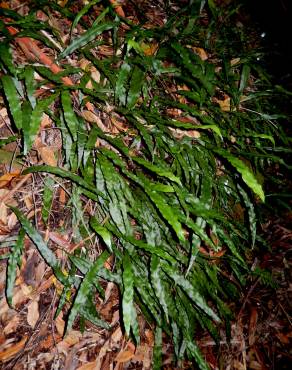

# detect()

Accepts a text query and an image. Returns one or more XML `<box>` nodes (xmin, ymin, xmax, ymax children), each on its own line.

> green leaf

<box><xmin>90</xmin><ymin>217</ymin><xmax>112</xmax><ymax>252</ymax></box>
<box><xmin>115</xmin><ymin>61</ymin><xmax>131</xmax><ymax>105</ymax></box>
<box><xmin>70</xmin><ymin>0</ymin><xmax>102</xmax><ymax>38</ymax></box>
<box><xmin>23</xmin><ymin>165</ymin><xmax>103</xmax><ymax>200</ymax></box>
<box><xmin>10</xmin><ymin>206</ymin><xmax>66</xmax><ymax>284</ymax></box>
<box><xmin>61</xmin><ymin>90</ymin><xmax>78</xmax><ymax>140</ymax></box>
<box><xmin>122</xmin><ymin>252</ymin><xmax>134</xmax><ymax>336</ymax></box>
<box><xmin>127</xmin><ymin>66</ymin><xmax>144</xmax><ymax>109</ymax></box>
<box><xmin>59</xmin><ymin>21</ymin><xmax>116</xmax><ymax>59</ymax></box>
<box><xmin>67</xmin><ymin>250</ymin><xmax>109</xmax><ymax>331</ymax></box>
<box><xmin>0</xmin><ymin>43</ymin><xmax>17</xmax><ymax>75</ymax></box>
<box><xmin>1</xmin><ymin>75</ymin><xmax>22</xmax><ymax>130</ymax></box>
<box><xmin>6</xmin><ymin>228</ymin><xmax>25</xmax><ymax>307</ymax></box>
<box><xmin>153</xmin><ymin>326</ymin><xmax>162</xmax><ymax>370</ymax></box>
<box><xmin>162</xmin><ymin>262</ymin><xmax>220</xmax><ymax>322</ymax></box>
<box><xmin>215</xmin><ymin>150</ymin><xmax>265</xmax><ymax>201</ymax></box>
<box><xmin>132</xmin><ymin>156</ymin><xmax>181</xmax><ymax>185</ymax></box>
<box><xmin>150</xmin><ymin>255</ymin><xmax>169</xmax><ymax>321</ymax></box>
<box><xmin>24</xmin><ymin>94</ymin><xmax>57</xmax><ymax>154</ymax></box>
<box><xmin>42</xmin><ymin>177</ymin><xmax>55</xmax><ymax>225</ymax></box>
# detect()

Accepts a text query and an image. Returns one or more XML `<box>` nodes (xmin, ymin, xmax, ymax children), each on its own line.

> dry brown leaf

<box><xmin>55</xmin><ymin>313</ymin><xmax>65</xmax><ymax>336</ymax></box>
<box><xmin>0</xmin><ymin>190</ymin><xmax>9</xmax><ymax>224</ymax></box>
<box><xmin>214</xmin><ymin>96</ymin><xmax>231</xmax><ymax>112</ymax></box>
<box><xmin>3</xmin><ymin>315</ymin><xmax>20</xmax><ymax>335</ymax></box>
<box><xmin>7</xmin><ymin>210</ymin><xmax>17</xmax><ymax>229</ymax></box>
<box><xmin>0</xmin><ymin>172</ymin><xmax>20</xmax><ymax>188</ymax></box>
<box><xmin>231</xmin><ymin>57</ymin><xmax>241</xmax><ymax>66</ymax></box>
<box><xmin>248</xmin><ymin>307</ymin><xmax>258</xmax><ymax>346</ymax></box>
<box><xmin>141</xmin><ymin>42</ymin><xmax>159</xmax><ymax>56</ymax></box>
<box><xmin>38</xmin><ymin>146</ymin><xmax>57</xmax><ymax>166</ymax></box>
<box><xmin>63</xmin><ymin>330</ymin><xmax>82</xmax><ymax>346</ymax></box>
<box><xmin>276</xmin><ymin>332</ymin><xmax>290</xmax><ymax>344</ymax></box>
<box><xmin>193</xmin><ymin>47</ymin><xmax>208</xmax><ymax>61</ymax></box>
<box><xmin>115</xmin><ymin>349</ymin><xmax>135</xmax><ymax>363</ymax></box>
<box><xmin>59</xmin><ymin>188</ymin><xmax>67</xmax><ymax>204</ymax></box>
<box><xmin>27</xmin><ymin>299</ymin><xmax>39</xmax><ymax>328</ymax></box>
<box><xmin>40</xmin><ymin>113</ymin><xmax>53</xmax><ymax>129</ymax></box>
<box><xmin>24</xmin><ymin>194</ymin><xmax>33</xmax><ymax>210</ymax></box>
<box><xmin>76</xmin><ymin>362</ymin><xmax>98</xmax><ymax>370</ymax></box>
<box><xmin>0</xmin><ymin>336</ymin><xmax>27</xmax><ymax>361</ymax></box>
<box><xmin>81</xmin><ymin>111</ymin><xmax>108</xmax><ymax>131</ymax></box>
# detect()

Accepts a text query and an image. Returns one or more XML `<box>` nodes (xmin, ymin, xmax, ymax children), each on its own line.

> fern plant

<box><xmin>0</xmin><ymin>0</ymin><xmax>290</xmax><ymax>368</ymax></box>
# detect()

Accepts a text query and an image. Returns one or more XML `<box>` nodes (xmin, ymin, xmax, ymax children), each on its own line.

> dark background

<box><xmin>246</xmin><ymin>0</ymin><xmax>292</xmax><ymax>88</ymax></box>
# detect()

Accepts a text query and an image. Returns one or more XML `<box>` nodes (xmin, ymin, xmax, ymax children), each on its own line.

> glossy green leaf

<box><xmin>61</xmin><ymin>90</ymin><xmax>78</xmax><ymax>140</ymax></box>
<box><xmin>215</xmin><ymin>150</ymin><xmax>265</xmax><ymax>201</ymax></box>
<box><xmin>1</xmin><ymin>75</ymin><xmax>22</xmax><ymax>130</ymax></box>
<box><xmin>70</xmin><ymin>0</ymin><xmax>102</xmax><ymax>38</ymax></box>
<box><xmin>90</xmin><ymin>217</ymin><xmax>112</xmax><ymax>252</ymax></box>
<box><xmin>122</xmin><ymin>252</ymin><xmax>134</xmax><ymax>336</ymax></box>
<box><xmin>59</xmin><ymin>22</ymin><xmax>116</xmax><ymax>59</ymax></box>
<box><xmin>42</xmin><ymin>177</ymin><xmax>55</xmax><ymax>225</ymax></box>
<box><xmin>67</xmin><ymin>251</ymin><xmax>109</xmax><ymax>331</ymax></box>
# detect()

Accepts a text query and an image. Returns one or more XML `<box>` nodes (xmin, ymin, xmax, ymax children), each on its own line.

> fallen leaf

<box><xmin>249</xmin><ymin>307</ymin><xmax>258</xmax><ymax>346</ymax></box>
<box><xmin>214</xmin><ymin>96</ymin><xmax>231</xmax><ymax>112</ymax></box>
<box><xmin>77</xmin><ymin>362</ymin><xmax>98</xmax><ymax>370</ymax></box>
<box><xmin>231</xmin><ymin>57</ymin><xmax>241</xmax><ymax>66</ymax></box>
<box><xmin>55</xmin><ymin>313</ymin><xmax>65</xmax><ymax>336</ymax></box>
<box><xmin>38</xmin><ymin>146</ymin><xmax>57</xmax><ymax>166</ymax></box>
<box><xmin>276</xmin><ymin>332</ymin><xmax>290</xmax><ymax>344</ymax></box>
<box><xmin>115</xmin><ymin>349</ymin><xmax>135</xmax><ymax>363</ymax></box>
<box><xmin>0</xmin><ymin>172</ymin><xmax>20</xmax><ymax>188</ymax></box>
<box><xmin>63</xmin><ymin>330</ymin><xmax>82</xmax><ymax>346</ymax></box>
<box><xmin>0</xmin><ymin>190</ymin><xmax>9</xmax><ymax>224</ymax></box>
<box><xmin>193</xmin><ymin>47</ymin><xmax>208</xmax><ymax>61</ymax></box>
<box><xmin>27</xmin><ymin>299</ymin><xmax>39</xmax><ymax>329</ymax></box>
<box><xmin>0</xmin><ymin>336</ymin><xmax>27</xmax><ymax>361</ymax></box>
<box><xmin>81</xmin><ymin>111</ymin><xmax>108</xmax><ymax>131</ymax></box>
<box><xmin>3</xmin><ymin>315</ymin><xmax>20</xmax><ymax>335</ymax></box>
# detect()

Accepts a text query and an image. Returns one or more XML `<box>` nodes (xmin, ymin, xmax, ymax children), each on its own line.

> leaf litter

<box><xmin>0</xmin><ymin>0</ymin><xmax>291</xmax><ymax>369</ymax></box>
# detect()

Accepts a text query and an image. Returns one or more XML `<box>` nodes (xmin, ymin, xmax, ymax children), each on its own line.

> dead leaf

<box><xmin>3</xmin><ymin>315</ymin><xmax>20</xmax><ymax>335</ymax></box>
<box><xmin>63</xmin><ymin>330</ymin><xmax>82</xmax><ymax>346</ymax></box>
<box><xmin>40</xmin><ymin>113</ymin><xmax>53</xmax><ymax>129</ymax></box>
<box><xmin>27</xmin><ymin>299</ymin><xmax>39</xmax><ymax>328</ymax></box>
<box><xmin>77</xmin><ymin>362</ymin><xmax>98</xmax><ymax>370</ymax></box>
<box><xmin>59</xmin><ymin>188</ymin><xmax>67</xmax><ymax>204</ymax></box>
<box><xmin>193</xmin><ymin>47</ymin><xmax>208</xmax><ymax>61</ymax></box>
<box><xmin>231</xmin><ymin>57</ymin><xmax>241</xmax><ymax>66</ymax></box>
<box><xmin>214</xmin><ymin>96</ymin><xmax>231</xmax><ymax>112</ymax></box>
<box><xmin>0</xmin><ymin>172</ymin><xmax>20</xmax><ymax>188</ymax></box>
<box><xmin>249</xmin><ymin>307</ymin><xmax>258</xmax><ymax>346</ymax></box>
<box><xmin>38</xmin><ymin>146</ymin><xmax>57</xmax><ymax>166</ymax></box>
<box><xmin>0</xmin><ymin>190</ymin><xmax>9</xmax><ymax>224</ymax></box>
<box><xmin>0</xmin><ymin>336</ymin><xmax>27</xmax><ymax>361</ymax></box>
<box><xmin>81</xmin><ymin>110</ymin><xmax>108</xmax><ymax>131</ymax></box>
<box><xmin>115</xmin><ymin>349</ymin><xmax>135</xmax><ymax>363</ymax></box>
<box><xmin>276</xmin><ymin>332</ymin><xmax>290</xmax><ymax>344</ymax></box>
<box><xmin>55</xmin><ymin>313</ymin><xmax>65</xmax><ymax>336</ymax></box>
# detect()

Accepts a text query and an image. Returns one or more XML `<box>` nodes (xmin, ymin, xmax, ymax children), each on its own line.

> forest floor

<box><xmin>0</xmin><ymin>0</ymin><xmax>291</xmax><ymax>369</ymax></box>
